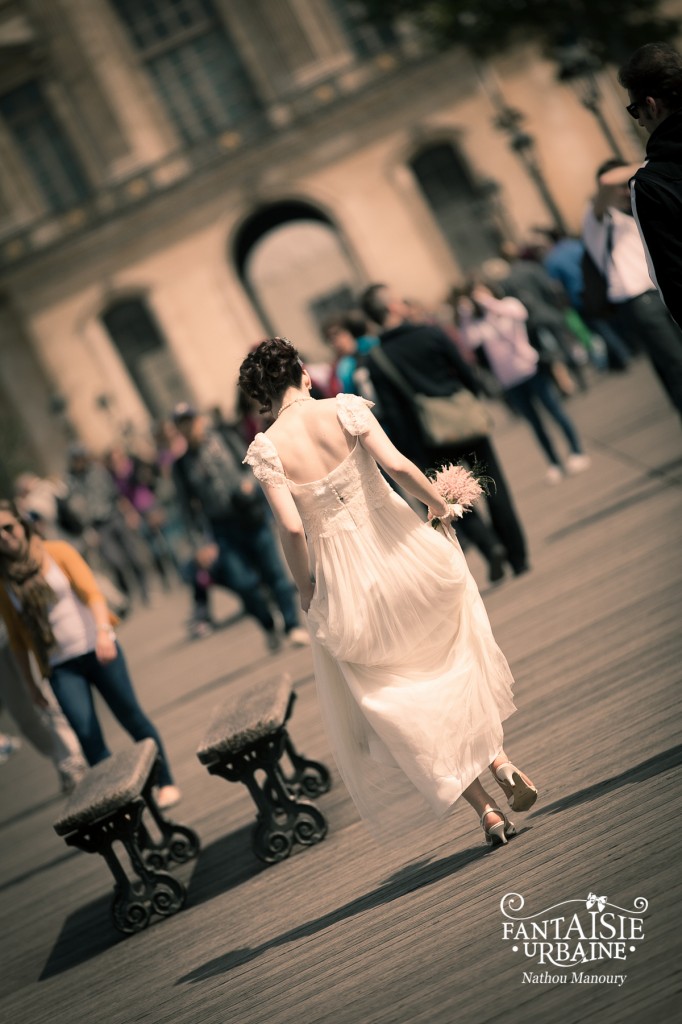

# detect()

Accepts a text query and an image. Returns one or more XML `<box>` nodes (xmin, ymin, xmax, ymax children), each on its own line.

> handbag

<box><xmin>369</xmin><ymin>347</ymin><xmax>492</xmax><ymax>447</ymax></box>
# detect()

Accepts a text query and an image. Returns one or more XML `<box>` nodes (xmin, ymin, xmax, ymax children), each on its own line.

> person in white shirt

<box><xmin>582</xmin><ymin>159</ymin><xmax>682</xmax><ymax>417</ymax></box>
<box><xmin>456</xmin><ymin>284</ymin><xmax>589</xmax><ymax>485</ymax></box>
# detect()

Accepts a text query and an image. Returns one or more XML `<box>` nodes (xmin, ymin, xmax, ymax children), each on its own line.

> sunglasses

<box><xmin>626</xmin><ymin>101</ymin><xmax>641</xmax><ymax>119</ymax></box>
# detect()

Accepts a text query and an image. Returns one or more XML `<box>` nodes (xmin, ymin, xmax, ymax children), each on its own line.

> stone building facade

<box><xmin>0</xmin><ymin>0</ymin><xmax>642</xmax><ymax>482</ymax></box>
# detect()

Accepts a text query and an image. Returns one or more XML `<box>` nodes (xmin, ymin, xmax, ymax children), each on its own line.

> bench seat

<box><xmin>54</xmin><ymin>738</ymin><xmax>158</xmax><ymax>836</ymax></box>
<box><xmin>197</xmin><ymin>676</ymin><xmax>331</xmax><ymax>863</ymax></box>
<box><xmin>197</xmin><ymin>676</ymin><xmax>292</xmax><ymax>764</ymax></box>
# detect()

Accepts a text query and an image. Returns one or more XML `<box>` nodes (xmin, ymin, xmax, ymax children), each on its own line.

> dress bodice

<box><xmin>244</xmin><ymin>394</ymin><xmax>393</xmax><ymax>539</ymax></box>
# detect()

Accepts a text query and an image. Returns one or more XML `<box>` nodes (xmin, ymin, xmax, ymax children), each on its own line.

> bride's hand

<box><xmin>427</xmin><ymin>501</ymin><xmax>448</xmax><ymax>521</ymax></box>
<box><xmin>300</xmin><ymin>578</ymin><xmax>315</xmax><ymax>614</ymax></box>
<box><xmin>428</xmin><ymin>503</ymin><xmax>463</xmax><ymax>525</ymax></box>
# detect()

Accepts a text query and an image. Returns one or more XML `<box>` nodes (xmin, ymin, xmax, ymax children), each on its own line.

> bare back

<box><xmin>264</xmin><ymin>398</ymin><xmax>356</xmax><ymax>485</ymax></box>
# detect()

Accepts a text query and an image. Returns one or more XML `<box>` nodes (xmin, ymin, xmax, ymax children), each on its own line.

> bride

<box><xmin>239</xmin><ymin>337</ymin><xmax>537</xmax><ymax>849</ymax></box>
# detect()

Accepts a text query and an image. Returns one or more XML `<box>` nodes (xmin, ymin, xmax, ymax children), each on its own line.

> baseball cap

<box><xmin>172</xmin><ymin>402</ymin><xmax>197</xmax><ymax>422</ymax></box>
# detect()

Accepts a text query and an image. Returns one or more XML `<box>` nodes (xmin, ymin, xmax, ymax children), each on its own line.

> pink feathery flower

<box><xmin>432</xmin><ymin>463</ymin><xmax>484</xmax><ymax>510</ymax></box>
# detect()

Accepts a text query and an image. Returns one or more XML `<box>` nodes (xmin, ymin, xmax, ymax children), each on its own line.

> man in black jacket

<box><xmin>618</xmin><ymin>42</ymin><xmax>682</xmax><ymax>328</ymax></box>
<box><xmin>361</xmin><ymin>284</ymin><xmax>529</xmax><ymax>581</ymax></box>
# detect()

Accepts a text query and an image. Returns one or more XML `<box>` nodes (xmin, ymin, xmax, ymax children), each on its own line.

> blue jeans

<box><xmin>586</xmin><ymin>317</ymin><xmax>632</xmax><ymax>369</ymax></box>
<box><xmin>506</xmin><ymin>371</ymin><xmax>583</xmax><ymax>467</ymax></box>
<box><xmin>50</xmin><ymin>645</ymin><xmax>173</xmax><ymax>786</ymax></box>
<box><xmin>212</xmin><ymin>520</ymin><xmax>299</xmax><ymax>633</ymax></box>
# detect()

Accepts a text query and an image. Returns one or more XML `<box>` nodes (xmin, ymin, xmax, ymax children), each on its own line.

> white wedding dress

<box><xmin>245</xmin><ymin>394</ymin><xmax>516</xmax><ymax>844</ymax></box>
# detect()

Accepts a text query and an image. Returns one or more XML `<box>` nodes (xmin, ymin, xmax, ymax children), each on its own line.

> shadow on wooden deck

<box><xmin>39</xmin><ymin>823</ymin><xmax>262</xmax><ymax>981</ymax></box>
<box><xmin>529</xmin><ymin>744</ymin><xmax>682</xmax><ymax>818</ymax></box>
<box><xmin>173</xmin><ymin>836</ymin><xmax>534</xmax><ymax>985</ymax></box>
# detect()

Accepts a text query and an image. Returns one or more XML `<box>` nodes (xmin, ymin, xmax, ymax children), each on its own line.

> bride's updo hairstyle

<box><xmin>238</xmin><ymin>336</ymin><xmax>304</xmax><ymax>413</ymax></box>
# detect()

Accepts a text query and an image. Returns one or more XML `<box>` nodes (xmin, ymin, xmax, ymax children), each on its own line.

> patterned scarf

<box><xmin>1</xmin><ymin>533</ymin><xmax>57</xmax><ymax>667</ymax></box>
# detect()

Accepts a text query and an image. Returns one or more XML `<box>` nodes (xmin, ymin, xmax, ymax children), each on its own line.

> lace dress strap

<box><xmin>336</xmin><ymin>393</ymin><xmax>375</xmax><ymax>436</ymax></box>
<box><xmin>243</xmin><ymin>433</ymin><xmax>288</xmax><ymax>487</ymax></box>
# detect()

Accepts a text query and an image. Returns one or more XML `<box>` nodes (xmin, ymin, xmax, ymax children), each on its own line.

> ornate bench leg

<box><xmin>137</xmin><ymin>775</ymin><xmax>201</xmax><ymax>871</ymax></box>
<box><xmin>207</xmin><ymin>730</ymin><xmax>327</xmax><ymax>864</ymax></box>
<box><xmin>281</xmin><ymin>732</ymin><xmax>332</xmax><ymax>799</ymax></box>
<box><xmin>281</xmin><ymin>691</ymin><xmax>332</xmax><ymax>798</ymax></box>
<box><xmin>64</xmin><ymin>800</ymin><xmax>187</xmax><ymax>935</ymax></box>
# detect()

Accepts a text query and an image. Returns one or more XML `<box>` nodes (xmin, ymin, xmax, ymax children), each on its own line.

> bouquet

<box><xmin>428</xmin><ymin>462</ymin><xmax>490</xmax><ymax>528</ymax></box>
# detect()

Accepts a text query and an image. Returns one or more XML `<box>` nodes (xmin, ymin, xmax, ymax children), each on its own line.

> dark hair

<box><xmin>618</xmin><ymin>42</ymin><xmax>682</xmax><ymax>111</ymax></box>
<box><xmin>0</xmin><ymin>499</ymin><xmax>33</xmax><ymax>569</ymax></box>
<box><xmin>238</xmin><ymin>337</ymin><xmax>303</xmax><ymax>413</ymax></box>
<box><xmin>0</xmin><ymin>498</ymin><xmax>58</xmax><ymax>662</ymax></box>
<box><xmin>0</xmin><ymin>499</ymin><xmax>31</xmax><ymax>535</ymax></box>
<box><xmin>321</xmin><ymin>308</ymin><xmax>370</xmax><ymax>340</ymax></box>
<box><xmin>360</xmin><ymin>284</ymin><xmax>389</xmax><ymax>327</ymax></box>
<box><xmin>596</xmin><ymin>157</ymin><xmax>627</xmax><ymax>182</ymax></box>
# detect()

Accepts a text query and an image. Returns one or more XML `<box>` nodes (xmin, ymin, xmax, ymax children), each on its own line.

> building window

<box><xmin>111</xmin><ymin>0</ymin><xmax>261</xmax><ymax>144</ymax></box>
<box><xmin>102</xmin><ymin>298</ymin><xmax>188</xmax><ymax>418</ymax></box>
<box><xmin>330</xmin><ymin>1</ymin><xmax>396</xmax><ymax>59</ymax></box>
<box><xmin>410</xmin><ymin>143</ymin><xmax>502</xmax><ymax>272</ymax></box>
<box><xmin>0</xmin><ymin>82</ymin><xmax>90</xmax><ymax>213</ymax></box>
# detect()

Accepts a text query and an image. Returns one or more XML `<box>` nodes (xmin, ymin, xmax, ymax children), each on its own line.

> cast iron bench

<box><xmin>54</xmin><ymin>738</ymin><xmax>200</xmax><ymax>935</ymax></box>
<box><xmin>197</xmin><ymin>675</ymin><xmax>331</xmax><ymax>864</ymax></box>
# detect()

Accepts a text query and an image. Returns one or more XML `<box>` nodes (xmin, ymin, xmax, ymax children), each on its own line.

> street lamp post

<box><xmin>475</xmin><ymin>60</ymin><xmax>568</xmax><ymax>236</ymax></box>
<box><xmin>492</xmin><ymin>105</ymin><xmax>569</xmax><ymax>236</ymax></box>
<box><xmin>555</xmin><ymin>42</ymin><xmax>626</xmax><ymax>160</ymax></box>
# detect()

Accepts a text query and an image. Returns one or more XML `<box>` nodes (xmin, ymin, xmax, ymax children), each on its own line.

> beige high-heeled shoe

<box><xmin>481</xmin><ymin>807</ymin><xmax>517</xmax><ymax>847</ymax></box>
<box><xmin>490</xmin><ymin>762</ymin><xmax>538</xmax><ymax>812</ymax></box>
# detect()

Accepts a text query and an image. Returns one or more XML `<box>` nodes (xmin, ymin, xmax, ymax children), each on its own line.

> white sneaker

<box><xmin>286</xmin><ymin>626</ymin><xmax>311</xmax><ymax>647</ymax></box>
<box><xmin>566</xmin><ymin>453</ymin><xmax>591</xmax><ymax>475</ymax></box>
<box><xmin>545</xmin><ymin>465</ymin><xmax>563</xmax><ymax>486</ymax></box>
<box><xmin>156</xmin><ymin>785</ymin><xmax>182</xmax><ymax>810</ymax></box>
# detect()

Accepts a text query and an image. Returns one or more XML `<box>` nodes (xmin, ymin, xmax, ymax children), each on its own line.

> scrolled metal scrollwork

<box><xmin>150</xmin><ymin>874</ymin><xmax>186</xmax><ymax>917</ymax></box>
<box><xmin>292</xmin><ymin>805</ymin><xmax>327</xmax><ymax>846</ymax></box>
<box><xmin>168</xmin><ymin>826</ymin><xmax>201</xmax><ymax>864</ymax></box>
<box><xmin>112</xmin><ymin>889</ymin><xmax>151</xmax><ymax>935</ymax></box>
<box><xmin>282</xmin><ymin>737</ymin><xmax>332</xmax><ymax>798</ymax></box>
<box><xmin>253</xmin><ymin>819</ymin><xmax>293</xmax><ymax>863</ymax></box>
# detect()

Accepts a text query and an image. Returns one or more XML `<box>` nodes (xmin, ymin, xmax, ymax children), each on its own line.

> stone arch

<box><xmin>231</xmin><ymin>197</ymin><xmax>364</xmax><ymax>358</ymax></box>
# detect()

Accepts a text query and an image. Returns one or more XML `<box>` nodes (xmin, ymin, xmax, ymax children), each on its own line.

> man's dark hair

<box><xmin>322</xmin><ymin>308</ymin><xmax>370</xmax><ymax>340</ymax></box>
<box><xmin>596</xmin><ymin>157</ymin><xmax>626</xmax><ymax>182</ymax></box>
<box><xmin>360</xmin><ymin>284</ymin><xmax>389</xmax><ymax>327</ymax></box>
<box><xmin>618</xmin><ymin>42</ymin><xmax>682</xmax><ymax>111</ymax></box>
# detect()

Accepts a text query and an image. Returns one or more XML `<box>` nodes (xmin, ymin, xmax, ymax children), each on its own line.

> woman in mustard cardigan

<box><xmin>0</xmin><ymin>500</ymin><xmax>180</xmax><ymax>809</ymax></box>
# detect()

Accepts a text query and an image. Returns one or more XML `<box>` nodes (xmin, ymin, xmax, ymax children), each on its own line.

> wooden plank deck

<box><xmin>1</xmin><ymin>359</ymin><xmax>681</xmax><ymax>1024</ymax></box>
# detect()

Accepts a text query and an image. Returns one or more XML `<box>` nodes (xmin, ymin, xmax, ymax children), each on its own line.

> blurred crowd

<box><xmin>3</xmin><ymin>218</ymin><xmax>670</xmax><ymax>639</ymax></box>
<box><xmin>3</xmin><ymin>143</ymin><xmax>681</xmax><ymax>796</ymax></box>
